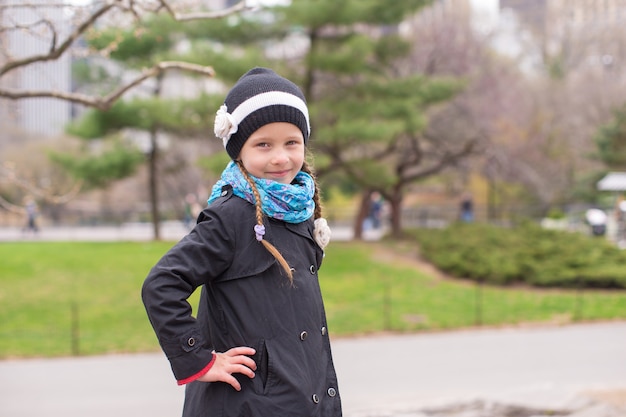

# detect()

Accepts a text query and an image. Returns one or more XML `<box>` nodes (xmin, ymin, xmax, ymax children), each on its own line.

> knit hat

<box><xmin>214</xmin><ymin>67</ymin><xmax>311</xmax><ymax>159</ymax></box>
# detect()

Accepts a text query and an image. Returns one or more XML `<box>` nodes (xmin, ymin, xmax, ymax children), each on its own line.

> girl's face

<box><xmin>238</xmin><ymin>122</ymin><xmax>305</xmax><ymax>184</ymax></box>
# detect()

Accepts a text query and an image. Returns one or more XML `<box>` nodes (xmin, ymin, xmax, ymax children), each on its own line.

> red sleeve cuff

<box><xmin>177</xmin><ymin>353</ymin><xmax>216</xmax><ymax>386</ymax></box>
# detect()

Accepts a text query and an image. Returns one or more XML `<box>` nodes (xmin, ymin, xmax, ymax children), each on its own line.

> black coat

<box><xmin>142</xmin><ymin>186</ymin><xmax>342</xmax><ymax>417</ymax></box>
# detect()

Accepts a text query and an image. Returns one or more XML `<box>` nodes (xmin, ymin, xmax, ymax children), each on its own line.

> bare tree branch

<box><xmin>0</xmin><ymin>0</ymin><xmax>247</xmax><ymax>107</ymax></box>
<box><xmin>401</xmin><ymin>139</ymin><xmax>479</xmax><ymax>184</ymax></box>
<box><xmin>0</xmin><ymin>162</ymin><xmax>83</xmax><ymax>206</ymax></box>
<box><xmin>0</xmin><ymin>194</ymin><xmax>25</xmax><ymax>215</ymax></box>
<box><xmin>159</xmin><ymin>0</ymin><xmax>253</xmax><ymax>22</ymax></box>
<box><xmin>0</xmin><ymin>61</ymin><xmax>214</xmax><ymax>110</ymax></box>
<box><xmin>0</xmin><ymin>2</ymin><xmax>116</xmax><ymax>77</ymax></box>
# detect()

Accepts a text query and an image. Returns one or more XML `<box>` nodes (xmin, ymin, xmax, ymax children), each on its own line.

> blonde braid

<box><xmin>235</xmin><ymin>161</ymin><xmax>294</xmax><ymax>283</ymax></box>
<box><xmin>302</xmin><ymin>155</ymin><xmax>332</xmax><ymax>250</ymax></box>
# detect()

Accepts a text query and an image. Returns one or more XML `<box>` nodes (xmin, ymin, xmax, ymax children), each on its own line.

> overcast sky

<box><xmin>470</xmin><ymin>0</ymin><xmax>499</xmax><ymax>13</ymax></box>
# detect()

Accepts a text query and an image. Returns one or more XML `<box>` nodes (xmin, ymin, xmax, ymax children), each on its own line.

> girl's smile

<box><xmin>238</xmin><ymin>122</ymin><xmax>305</xmax><ymax>184</ymax></box>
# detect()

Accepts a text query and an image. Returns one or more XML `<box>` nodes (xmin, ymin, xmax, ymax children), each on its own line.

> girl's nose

<box><xmin>271</xmin><ymin>149</ymin><xmax>289</xmax><ymax>164</ymax></box>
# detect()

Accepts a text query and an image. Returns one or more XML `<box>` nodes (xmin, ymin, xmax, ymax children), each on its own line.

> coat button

<box><xmin>321</xmin><ymin>326</ymin><xmax>327</xmax><ymax>336</ymax></box>
<box><xmin>309</xmin><ymin>265</ymin><xmax>316</xmax><ymax>274</ymax></box>
<box><xmin>312</xmin><ymin>394</ymin><xmax>320</xmax><ymax>404</ymax></box>
<box><xmin>220</xmin><ymin>190</ymin><xmax>227</xmax><ymax>197</ymax></box>
<box><xmin>300</xmin><ymin>331</ymin><xmax>308</xmax><ymax>341</ymax></box>
<box><xmin>187</xmin><ymin>337</ymin><xmax>195</xmax><ymax>347</ymax></box>
<box><xmin>327</xmin><ymin>387</ymin><xmax>337</xmax><ymax>397</ymax></box>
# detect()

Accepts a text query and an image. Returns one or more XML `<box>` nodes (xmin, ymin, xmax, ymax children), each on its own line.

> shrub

<box><xmin>409</xmin><ymin>222</ymin><xmax>626</xmax><ymax>289</ymax></box>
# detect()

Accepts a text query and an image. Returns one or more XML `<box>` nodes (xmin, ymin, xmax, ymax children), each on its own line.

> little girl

<box><xmin>142</xmin><ymin>67</ymin><xmax>342</xmax><ymax>417</ymax></box>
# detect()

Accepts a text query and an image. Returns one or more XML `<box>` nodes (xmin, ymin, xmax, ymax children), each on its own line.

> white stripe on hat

<box><xmin>231</xmin><ymin>91</ymin><xmax>310</xmax><ymax>134</ymax></box>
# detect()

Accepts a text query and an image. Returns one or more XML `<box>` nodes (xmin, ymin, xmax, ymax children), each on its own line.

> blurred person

<box><xmin>368</xmin><ymin>191</ymin><xmax>384</xmax><ymax>229</ymax></box>
<box><xmin>459</xmin><ymin>192</ymin><xmax>474</xmax><ymax>223</ymax></box>
<box><xmin>183</xmin><ymin>193</ymin><xmax>202</xmax><ymax>229</ymax></box>
<box><xmin>22</xmin><ymin>198</ymin><xmax>39</xmax><ymax>234</ymax></box>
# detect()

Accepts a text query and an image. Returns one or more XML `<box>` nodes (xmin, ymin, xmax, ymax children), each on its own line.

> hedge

<box><xmin>408</xmin><ymin>222</ymin><xmax>626</xmax><ymax>289</ymax></box>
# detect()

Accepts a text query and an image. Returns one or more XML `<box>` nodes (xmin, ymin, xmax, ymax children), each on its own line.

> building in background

<box><xmin>0</xmin><ymin>0</ymin><xmax>72</xmax><ymax>137</ymax></box>
<box><xmin>500</xmin><ymin>0</ymin><xmax>626</xmax><ymax>76</ymax></box>
<box><xmin>502</xmin><ymin>0</ymin><xmax>626</xmax><ymax>29</ymax></box>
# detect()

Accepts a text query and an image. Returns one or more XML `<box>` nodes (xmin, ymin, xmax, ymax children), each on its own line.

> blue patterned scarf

<box><xmin>208</xmin><ymin>161</ymin><xmax>315</xmax><ymax>224</ymax></box>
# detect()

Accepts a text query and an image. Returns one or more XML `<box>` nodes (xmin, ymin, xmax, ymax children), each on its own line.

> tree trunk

<box><xmin>149</xmin><ymin>130</ymin><xmax>161</xmax><ymax>241</ymax></box>
<box><xmin>389</xmin><ymin>190</ymin><xmax>403</xmax><ymax>238</ymax></box>
<box><xmin>487</xmin><ymin>177</ymin><xmax>496</xmax><ymax>222</ymax></box>
<box><xmin>353</xmin><ymin>190</ymin><xmax>373</xmax><ymax>240</ymax></box>
<box><xmin>149</xmin><ymin>74</ymin><xmax>163</xmax><ymax>241</ymax></box>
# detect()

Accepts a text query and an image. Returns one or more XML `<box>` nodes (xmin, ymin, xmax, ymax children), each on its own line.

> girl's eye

<box><xmin>256</xmin><ymin>142</ymin><xmax>270</xmax><ymax>148</ymax></box>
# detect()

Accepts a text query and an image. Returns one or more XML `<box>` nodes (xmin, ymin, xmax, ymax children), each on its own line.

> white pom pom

<box><xmin>214</xmin><ymin>105</ymin><xmax>238</xmax><ymax>144</ymax></box>
<box><xmin>314</xmin><ymin>218</ymin><xmax>331</xmax><ymax>249</ymax></box>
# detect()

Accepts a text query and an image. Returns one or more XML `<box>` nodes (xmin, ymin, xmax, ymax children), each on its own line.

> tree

<box><xmin>0</xmin><ymin>135</ymin><xmax>81</xmax><ymax>223</ymax></box>
<box><xmin>595</xmin><ymin>104</ymin><xmax>626</xmax><ymax>170</ymax></box>
<box><xmin>483</xmin><ymin>5</ymin><xmax>626</xmax><ymax>215</ymax></box>
<box><xmin>271</xmin><ymin>0</ymin><xmax>476</xmax><ymax>237</ymax></box>
<box><xmin>400</xmin><ymin>3</ymin><xmax>626</xmax><ymax>220</ymax></box>
<box><xmin>66</xmin><ymin>12</ymin><xmax>229</xmax><ymax>239</ymax></box>
<box><xmin>0</xmin><ymin>0</ymin><xmax>250</xmax><ymax>235</ymax></box>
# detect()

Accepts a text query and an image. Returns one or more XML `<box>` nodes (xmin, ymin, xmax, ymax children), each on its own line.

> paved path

<box><xmin>0</xmin><ymin>222</ymin><xmax>384</xmax><ymax>242</ymax></box>
<box><xmin>1</xmin><ymin>322</ymin><xmax>625</xmax><ymax>417</ymax></box>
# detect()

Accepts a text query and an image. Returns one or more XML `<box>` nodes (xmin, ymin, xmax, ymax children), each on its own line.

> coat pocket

<box><xmin>251</xmin><ymin>338</ymin><xmax>269</xmax><ymax>394</ymax></box>
<box><xmin>252</xmin><ymin>338</ymin><xmax>283</xmax><ymax>396</ymax></box>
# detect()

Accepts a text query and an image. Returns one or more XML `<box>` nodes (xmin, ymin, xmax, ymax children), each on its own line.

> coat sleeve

<box><xmin>141</xmin><ymin>204</ymin><xmax>234</xmax><ymax>383</ymax></box>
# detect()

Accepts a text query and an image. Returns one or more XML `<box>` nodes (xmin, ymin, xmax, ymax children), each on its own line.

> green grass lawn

<box><xmin>1</xmin><ymin>240</ymin><xmax>624</xmax><ymax>359</ymax></box>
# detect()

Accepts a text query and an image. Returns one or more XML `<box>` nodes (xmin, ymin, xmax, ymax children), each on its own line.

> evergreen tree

<box><xmin>66</xmin><ymin>15</ymin><xmax>224</xmax><ymax>239</ymax></box>
<box><xmin>595</xmin><ymin>104</ymin><xmax>626</xmax><ymax>170</ymax></box>
<box><xmin>271</xmin><ymin>0</ymin><xmax>471</xmax><ymax>236</ymax></box>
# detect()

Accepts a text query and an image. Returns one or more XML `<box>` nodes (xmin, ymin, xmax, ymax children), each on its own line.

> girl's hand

<box><xmin>197</xmin><ymin>347</ymin><xmax>257</xmax><ymax>391</ymax></box>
